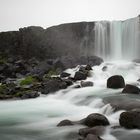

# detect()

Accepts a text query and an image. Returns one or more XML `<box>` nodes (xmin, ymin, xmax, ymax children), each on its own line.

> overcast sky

<box><xmin>0</xmin><ymin>0</ymin><xmax>140</xmax><ymax>31</ymax></box>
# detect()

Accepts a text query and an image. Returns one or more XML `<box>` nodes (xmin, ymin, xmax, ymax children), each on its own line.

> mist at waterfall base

<box><xmin>1</xmin><ymin>17</ymin><xmax>140</xmax><ymax>140</ymax></box>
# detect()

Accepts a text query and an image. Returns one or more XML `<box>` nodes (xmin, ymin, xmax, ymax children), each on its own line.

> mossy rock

<box><xmin>44</xmin><ymin>68</ymin><xmax>60</xmax><ymax>79</ymax></box>
<box><xmin>20</xmin><ymin>76</ymin><xmax>38</xmax><ymax>86</ymax></box>
<box><xmin>0</xmin><ymin>84</ymin><xmax>8</xmax><ymax>94</ymax></box>
<box><xmin>15</xmin><ymin>90</ymin><xmax>39</xmax><ymax>99</ymax></box>
<box><xmin>15</xmin><ymin>90</ymin><xmax>32</xmax><ymax>97</ymax></box>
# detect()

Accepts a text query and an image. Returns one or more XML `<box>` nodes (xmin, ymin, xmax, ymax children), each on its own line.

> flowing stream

<box><xmin>1</xmin><ymin>61</ymin><xmax>140</xmax><ymax>140</ymax></box>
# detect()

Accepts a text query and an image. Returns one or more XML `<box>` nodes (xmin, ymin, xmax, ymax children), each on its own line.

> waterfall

<box><xmin>94</xmin><ymin>16</ymin><xmax>140</xmax><ymax>60</ymax></box>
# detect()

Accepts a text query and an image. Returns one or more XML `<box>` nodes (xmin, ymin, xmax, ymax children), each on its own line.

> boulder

<box><xmin>81</xmin><ymin>81</ymin><xmax>94</xmax><ymax>87</ymax></box>
<box><xmin>40</xmin><ymin>77</ymin><xmax>67</xmax><ymax>94</ymax></box>
<box><xmin>85</xmin><ymin>134</ymin><xmax>103</xmax><ymax>140</ymax></box>
<box><xmin>122</xmin><ymin>84</ymin><xmax>140</xmax><ymax>94</ymax></box>
<box><xmin>84</xmin><ymin>113</ymin><xmax>110</xmax><ymax>127</ymax></box>
<box><xmin>79</xmin><ymin>126</ymin><xmax>105</xmax><ymax>137</ymax></box>
<box><xmin>63</xmin><ymin>79</ymin><xmax>73</xmax><ymax>86</ymax></box>
<box><xmin>102</xmin><ymin>66</ymin><xmax>107</xmax><ymax>71</ymax></box>
<box><xmin>107</xmin><ymin>75</ymin><xmax>125</xmax><ymax>89</ymax></box>
<box><xmin>119</xmin><ymin>110</ymin><xmax>140</xmax><ymax>129</ymax></box>
<box><xmin>85</xmin><ymin>64</ymin><xmax>92</xmax><ymax>71</ymax></box>
<box><xmin>74</xmin><ymin>71</ymin><xmax>87</xmax><ymax>80</ymax></box>
<box><xmin>57</xmin><ymin>119</ymin><xmax>74</xmax><ymax>126</ymax></box>
<box><xmin>20</xmin><ymin>91</ymin><xmax>40</xmax><ymax>99</ymax></box>
<box><xmin>31</xmin><ymin>60</ymin><xmax>52</xmax><ymax>76</ymax></box>
<box><xmin>74</xmin><ymin>85</ymin><xmax>81</xmax><ymax>88</ymax></box>
<box><xmin>60</xmin><ymin>72</ymin><xmax>71</xmax><ymax>78</ymax></box>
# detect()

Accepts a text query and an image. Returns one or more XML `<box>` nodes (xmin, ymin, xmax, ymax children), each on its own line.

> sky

<box><xmin>0</xmin><ymin>0</ymin><xmax>140</xmax><ymax>31</ymax></box>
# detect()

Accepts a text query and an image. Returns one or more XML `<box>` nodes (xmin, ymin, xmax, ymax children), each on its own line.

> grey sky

<box><xmin>0</xmin><ymin>0</ymin><xmax>140</xmax><ymax>31</ymax></box>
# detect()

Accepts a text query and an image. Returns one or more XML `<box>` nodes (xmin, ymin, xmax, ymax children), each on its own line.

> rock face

<box><xmin>84</xmin><ymin>113</ymin><xmax>110</xmax><ymax>127</ymax></box>
<box><xmin>122</xmin><ymin>84</ymin><xmax>140</xmax><ymax>94</ymax></box>
<box><xmin>74</xmin><ymin>71</ymin><xmax>87</xmax><ymax>80</ymax></box>
<box><xmin>0</xmin><ymin>23</ymin><xmax>104</xmax><ymax>69</ymax></box>
<box><xmin>0</xmin><ymin>23</ymin><xmax>97</xmax><ymax>60</ymax></box>
<box><xmin>119</xmin><ymin>110</ymin><xmax>140</xmax><ymax>129</ymax></box>
<box><xmin>107</xmin><ymin>75</ymin><xmax>125</xmax><ymax>89</ymax></box>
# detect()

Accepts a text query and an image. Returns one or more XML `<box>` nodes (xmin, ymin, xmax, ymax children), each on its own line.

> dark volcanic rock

<box><xmin>74</xmin><ymin>85</ymin><xmax>81</xmax><ymax>88</ymax></box>
<box><xmin>122</xmin><ymin>84</ymin><xmax>140</xmax><ymax>94</ymax></box>
<box><xmin>74</xmin><ymin>71</ymin><xmax>87</xmax><ymax>80</ymax></box>
<box><xmin>40</xmin><ymin>77</ymin><xmax>67</xmax><ymax>94</ymax></box>
<box><xmin>20</xmin><ymin>91</ymin><xmax>39</xmax><ymax>99</ymax></box>
<box><xmin>85</xmin><ymin>64</ymin><xmax>92</xmax><ymax>71</ymax></box>
<box><xmin>102</xmin><ymin>66</ymin><xmax>107</xmax><ymax>71</ymax></box>
<box><xmin>0</xmin><ymin>23</ymin><xmax>104</xmax><ymax>67</ymax></box>
<box><xmin>63</xmin><ymin>79</ymin><xmax>73</xmax><ymax>86</ymax></box>
<box><xmin>84</xmin><ymin>113</ymin><xmax>110</xmax><ymax>127</ymax></box>
<box><xmin>57</xmin><ymin>119</ymin><xmax>74</xmax><ymax>126</ymax></box>
<box><xmin>60</xmin><ymin>72</ymin><xmax>71</xmax><ymax>78</ymax></box>
<box><xmin>81</xmin><ymin>81</ymin><xmax>94</xmax><ymax>87</ymax></box>
<box><xmin>119</xmin><ymin>110</ymin><xmax>140</xmax><ymax>129</ymax></box>
<box><xmin>107</xmin><ymin>75</ymin><xmax>125</xmax><ymax>89</ymax></box>
<box><xmin>31</xmin><ymin>60</ymin><xmax>52</xmax><ymax>76</ymax></box>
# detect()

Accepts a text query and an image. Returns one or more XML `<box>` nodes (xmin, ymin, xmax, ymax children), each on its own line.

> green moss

<box><xmin>15</xmin><ymin>90</ymin><xmax>31</xmax><ymax>97</ymax></box>
<box><xmin>44</xmin><ymin>68</ymin><xmax>60</xmax><ymax>79</ymax></box>
<box><xmin>0</xmin><ymin>58</ymin><xmax>7</xmax><ymax>64</ymax></box>
<box><xmin>0</xmin><ymin>84</ymin><xmax>7</xmax><ymax>94</ymax></box>
<box><xmin>20</xmin><ymin>76</ymin><xmax>37</xmax><ymax>86</ymax></box>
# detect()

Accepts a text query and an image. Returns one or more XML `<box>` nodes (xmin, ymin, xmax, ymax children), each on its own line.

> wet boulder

<box><xmin>60</xmin><ymin>72</ymin><xmax>71</xmax><ymax>78</ymax></box>
<box><xmin>40</xmin><ymin>77</ymin><xmax>67</xmax><ymax>94</ymax></box>
<box><xmin>74</xmin><ymin>71</ymin><xmax>87</xmax><ymax>80</ymax></box>
<box><xmin>102</xmin><ymin>66</ymin><xmax>107</xmax><ymax>71</ymax></box>
<box><xmin>20</xmin><ymin>91</ymin><xmax>40</xmax><ymax>99</ymax></box>
<box><xmin>31</xmin><ymin>60</ymin><xmax>52</xmax><ymax>77</ymax></box>
<box><xmin>84</xmin><ymin>113</ymin><xmax>110</xmax><ymax>127</ymax></box>
<box><xmin>81</xmin><ymin>81</ymin><xmax>94</xmax><ymax>87</ymax></box>
<box><xmin>74</xmin><ymin>85</ymin><xmax>81</xmax><ymax>88</ymax></box>
<box><xmin>57</xmin><ymin>119</ymin><xmax>74</xmax><ymax>126</ymax></box>
<box><xmin>119</xmin><ymin>110</ymin><xmax>140</xmax><ymax>129</ymax></box>
<box><xmin>63</xmin><ymin>79</ymin><xmax>73</xmax><ymax>86</ymax></box>
<box><xmin>107</xmin><ymin>75</ymin><xmax>125</xmax><ymax>89</ymax></box>
<box><xmin>85</xmin><ymin>64</ymin><xmax>92</xmax><ymax>71</ymax></box>
<box><xmin>122</xmin><ymin>84</ymin><xmax>140</xmax><ymax>94</ymax></box>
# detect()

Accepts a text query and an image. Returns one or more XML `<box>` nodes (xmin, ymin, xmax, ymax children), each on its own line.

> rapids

<box><xmin>1</xmin><ymin>61</ymin><xmax>140</xmax><ymax>140</ymax></box>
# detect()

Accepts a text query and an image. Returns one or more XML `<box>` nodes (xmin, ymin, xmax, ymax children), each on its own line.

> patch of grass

<box><xmin>44</xmin><ymin>68</ymin><xmax>60</xmax><ymax>79</ymax></box>
<box><xmin>20</xmin><ymin>76</ymin><xmax>37</xmax><ymax>86</ymax></box>
<box><xmin>0</xmin><ymin>84</ymin><xmax>7</xmax><ymax>94</ymax></box>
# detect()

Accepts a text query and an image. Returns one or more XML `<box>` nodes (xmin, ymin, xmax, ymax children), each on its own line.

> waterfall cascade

<box><xmin>94</xmin><ymin>16</ymin><xmax>140</xmax><ymax>60</ymax></box>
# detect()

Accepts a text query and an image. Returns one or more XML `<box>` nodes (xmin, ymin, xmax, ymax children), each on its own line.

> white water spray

<box><xmin>94</xmin><ymin>17</ymin><xmax>140</xmax><ymax>60</ymax></box>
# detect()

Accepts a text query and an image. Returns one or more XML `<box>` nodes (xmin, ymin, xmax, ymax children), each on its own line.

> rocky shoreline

<box><xmin>0</xmin><ymin>55</ymin><xmax>103</xmax><ymax>100</ymax></box>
